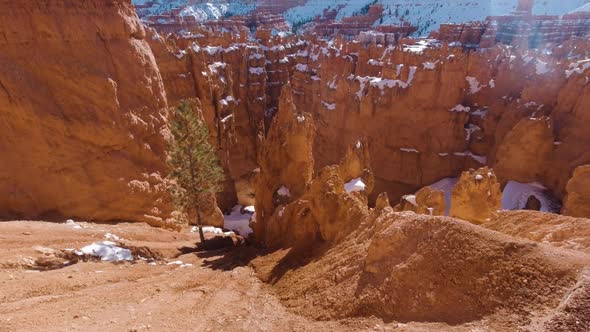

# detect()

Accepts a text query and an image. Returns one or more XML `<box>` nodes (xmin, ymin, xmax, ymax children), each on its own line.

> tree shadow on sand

<box><xmin>178</xmin><ymin>238</ymin><xmax>330</xmax><ymax>279</ymax></box>
<box><xmin>177</xmin><ymin>242</ymin><xmax>260</xmax><ymax>271</ymax></box>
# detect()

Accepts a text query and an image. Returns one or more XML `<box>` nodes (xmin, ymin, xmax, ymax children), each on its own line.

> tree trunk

<box><xmin>196</xmin><ymin>205</ymin><xmax>206</xmax><ymax>246</ymax></box>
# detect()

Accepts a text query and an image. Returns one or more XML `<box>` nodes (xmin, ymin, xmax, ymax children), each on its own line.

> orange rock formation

<box><xmin>393</xmin><ymin>187</ymin><xmax>446</xmax><ymax>216</ymax></box>
<box><xmin>450</xmin><ymin>167</ymin><xmax>502</xmax><ymax>223</ymax></box>
<box><xmin>562</xmin><ymin>165</ymin><xmax>590</xmax><ymax>218</ymax></box>
<box><xmin>0</xmin><ymin>0</ymin><xmax>174</xmax><ymax>226</ymax></box>
<box><xmin>4</xmin><ymin>0</ymin><xmax>590</xmax><ymax>228</ymax></box>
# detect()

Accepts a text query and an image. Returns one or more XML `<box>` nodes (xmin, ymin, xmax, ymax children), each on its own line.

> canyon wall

<box><xmin>150</xmin><ymin>29</ymin><xmax>590</xmax><ymax>218</ymax></box>
<box><xmin>3</xmin><ymin>1</ymin><xmax>590</xmax><ymax>226</ymax></box>
<box><xmin>0</xmin><ymin>0</ymin><xmax>173</xmax><ymax>225</ymax></box>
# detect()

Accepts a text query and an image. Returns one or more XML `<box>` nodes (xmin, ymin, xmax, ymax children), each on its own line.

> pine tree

<box><xmin>166</xmin><ymin>100</ymin><xmax>225</xmax><ymax>245</ymax></box>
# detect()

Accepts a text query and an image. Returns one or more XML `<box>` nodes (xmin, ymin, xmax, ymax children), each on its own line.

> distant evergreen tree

<box><xmin>166</xmin><ymin>100</ymin><xmax>224</xmax><ymax>244</ymax></box>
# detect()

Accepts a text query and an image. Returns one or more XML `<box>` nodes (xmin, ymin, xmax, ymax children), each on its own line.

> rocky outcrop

<box><xmin>393</xmin><ymin>187</ymin><xmax>446</xmax><ymax>216</ymax></box>
<box><xmin>253</xmin><ymin>87</ymin><xmax>377</xmax><ymax>247</ymax></box>
<box><xmin>253</xmin><ymin>84</ymin><xmax>316</xmax><ymax>245</ymax></box>
<box><xmin>432</xmin><ymin>2</ymin><xmax>590</xmax><ymax>49</ymax></box>
<box><xmin>563</xmin><ymin>165</ymin><xmax>590</xmax><ymax>218</ymax></box>
<box><xmin>0</xmin><ymin>0</ymin><xmax>175</xmax><ymax>226</ymax></box>
<box><xmin>196</xmin><ymin>194</ymin><xmax>224</xmax><ymax>228</ymax></box>
<box><xmin>450</xmin><ymin>167</ymin><xmax>502</xmax><ymax>223</ymax></box>
<box><xmin>492</xmin><ymin>116</ymin><xmax>554</xmax><ymax>185</ymax></box>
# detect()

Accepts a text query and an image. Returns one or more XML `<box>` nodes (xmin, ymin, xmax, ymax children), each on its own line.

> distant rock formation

<box><xmin>252</xmin><ymin>89</ymin><xmax>376</xmax><ymax>247</ymax></box>
<box><xmin>450</xmin><ymin>167</ymin><xmax>502</xmax><ymax>223</ymax></box>
<box><xmin>393</xmin><ymin>187</ymin><xmax>446</xmax><ymax>216</ymax></box>
<box><xmin>253</xmin><ymin>84</ymin><xmax>316</xmax><ymax>246</ymax></box>
<box><xmin>434</xmin><ymin>3</ymin><xmax>590</xmax><ymax>49</ymax></box>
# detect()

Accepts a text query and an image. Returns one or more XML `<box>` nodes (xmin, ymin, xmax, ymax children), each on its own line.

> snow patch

<box><xmin>423</xmin><ymin>61</ymin><xmax>438</xmax><ymax>70</ymax></box>
<box><xmin>277</xmin><ymin>185</ymin><xmax>291</xmax><ymax>197</ymax></box>
<box><xmin>565</xmin><ymin>59</ymin><xmax>590</xmax><ymax>78</ymax></box>
<box><xmin>295</xmin><ymin>63</ymin><xmax>308</xmax><ymax>72</ymax></box>
<box><xmin>321</xmin><ymin>101</ymin><xmax>336</xmax><ymax>110</ymax></box>
<box><xmin>535</xmin><ymin>59</ymin><xmax>551</xmax><ymax>75</ymax></box>
<box><xmin>344</xmin><ymin>178</ymin><xmax>366</xmax><ymax>193</ymax></box>
<box><xmin>65</xmin><ymin>219</ymin><xmax>82</xmax><ymax>229</ymax></box>
<box><xmin>403</xmin><ymin>195</ymin><xmax>417</xmax><ymax>206</ymax></box>
<box><xmin>450</xmin><ymin>104</ymin><xmax>470</xmax><ymax>113</ymax></box>
<box><xmin>466</xmin><ymin>76</ymin><xmax>482</xmax><ymax>94</ymax></box>
<box><xmin>428</xmin><ymin>177</ymin><xmax>459</xmax><ymax>216</ymax></box>
<box><xmin>249</xmin><ymin>67</ymin><xmax>264</xmax><ymax>75</ymax></box>
<box><xmin>104</xmin><ymin>233</ymin><xmax>120</xmax><ymax>241</ymax></box>
<box><xmin>224</xmin><ymin>205</ymin><xmax>253</xmax><ymax>237</ymax></box>
<box><xmin>80</xmin><ymin>241</ymin><xmax>132</xmax><ymax>262</ymax></box>
<box><xmin>501</xmin><ymin>181</ymin><xmax>561</xmax><ymax>213</ymax></box>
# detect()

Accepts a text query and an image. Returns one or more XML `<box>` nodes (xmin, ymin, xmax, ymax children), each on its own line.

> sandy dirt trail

<box><xmin>4</xmin><ymin>219</ymin><xmax>584</xmax><ymax>332</ymax></box>
<box><xmin>0</xmin><ymin>221</ymin><xmax>387</xmax><ymax>332</ymax></box>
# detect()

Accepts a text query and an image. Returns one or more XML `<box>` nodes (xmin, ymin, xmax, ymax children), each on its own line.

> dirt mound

<box><xmin>482</xmin><ymin>210</ymin><xmax>590</xmax><ymax>254</ymax></box>
<box><xmin>252</xmin><ymin>210</ymin><xmax>590</xmax><ymax>327</ymax></box>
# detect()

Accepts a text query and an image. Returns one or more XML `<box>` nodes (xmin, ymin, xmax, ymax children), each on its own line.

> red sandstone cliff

<box><xmin>0</xmin><ymin>0</ymin><xmax>173</xmax><ymax>225</ymax></box>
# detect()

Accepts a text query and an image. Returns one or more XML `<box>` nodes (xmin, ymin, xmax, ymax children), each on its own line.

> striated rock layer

<box><xmin>0</xmin><ymin>0</ymin><xmax>173</xmax><ymax>225</ymax></box>
<box><xmin>148</xmin><ymin>27</ymin><xmax>590</xmax><ymax>219</ymax></box>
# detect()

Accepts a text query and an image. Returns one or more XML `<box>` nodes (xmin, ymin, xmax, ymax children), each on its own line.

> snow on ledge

<box><xmin>66</xmin><ymin>219</ymin><xmax>82</xmax><ymax>229</ymax></box>
<box><xmin>400</xmin><ymin>148</ymin><xmax>420</xmax><ymax>153</ymax></box>
<box><xmin>453</xmin><ymin>151</ymin><xmax>487</xmax><ymax>164</ymax></box>
<box><xmin>277</xmin><ymin>185</ymin><xmax>291</xmax><ymax>197</ymax></box>
<box><xmin>191</xmin><ymin>226</ymin><xmax>235</xmax><ymax>236</ymax></box>
<box><xmin>344</xmin><ymin>178</ymin><xmax>366</xmax><ymax>193</ymax></box>
<box><xmin>402</xmin><ymin>194</ymin><xmax>417</xmax><ymax>206</ymax></box>
<box><xmin>321</xmin><ymin>101</ymin><xmax>336</xmax><ymax>110</ymax></box>
<box><xmin>466</xmin><ymin>76</ymin><xmax>482</xmax><ymax>94</ymax></box>
<box><xmin>450</xmin><ymin>104</ymin><xmax>471</xmax><ymax>113</ymax></box>
<box><xmin>565</xmin><ymin>59</ymin><xmax>590</xmax><ymax>78</ymax></box>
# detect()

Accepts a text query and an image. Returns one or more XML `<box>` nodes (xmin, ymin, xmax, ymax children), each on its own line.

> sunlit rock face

<box><xmin>0</xmin><ymin>0</ymin><xmax>175</xmax><ymax>226</ymax></box>
<box><xmin>563</xmin><ymin>165</ymin><xmax>590</xmax><ymax>218</ymax></box>
<box><xmin>5</xmin><ymin>0</ymin><xmax>590</xmax><ymax>227</ymax></box>
<box><xmin>147</xmin><ymin>22</ymin><xmax>590</xmax><ymax>216</ymax></box>
<box><xmin>450</xmin><ymin>167</ymin><xmax>502</xmax><ymax>224</ymax></box>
